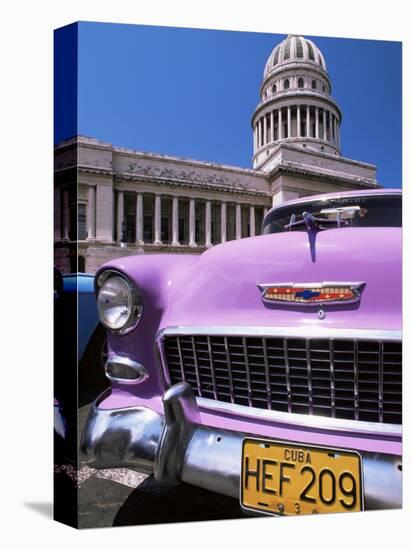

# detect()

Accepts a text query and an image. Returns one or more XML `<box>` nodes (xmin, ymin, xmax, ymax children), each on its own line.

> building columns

<box><xmin>336</xmin><ymin>119</ymin><xmax>340</xmax><ymax>148</ymax></box>
<box><xmin>334</xmin><ymin>117</ymin><xmax>339</xmax><ymax>147</ymax></box>
<box><xmin>205</xmin><ymin>200</ymin><xmax>212</xmax><ymax>247</ymax></box>
<box><xmin>323</xmin><ymin>109</ymin><xmax>327</xmax><ymax>140</ymax></box>
<box><xmin>297</xmin><ymin>105</ymin><xmax>301</xmax><ymax>137</ymax></box>
<box><xmin>154</xmin><ymin>194</ymin><xmax>162</xmax><ymax>245</ymax></box>
<box><xmin>249</xmin><ymin>205</ymin><xmax>255</xmax><ymax>237</ymax></box>
<box><xmin>278</xmin><ymin>109</ymin><xmax>283</xmax><ymax>139</ymax></box>
<box><xmin>306</xmin><ymin>106</ymin><xmax>311</xmax><ymax>137</ymax></box>
<box><xmin>235</xmin><ymin>204</ymin><xmax>242</xmax><ymax>240</ymax></box>
<box><xmin>116</xmin><ymin>190</ymin><xmax>124</xmax><ymax>243</ymax></box>
<box><xmin>263</xmin><ymin>115</ymin><xmax>267</xmax><ymax>145</ymax></box>
<box><xmin>315</xmin><ymin>107</ymin><xmax>319</xmax><ymax>139</ymax></box>
<box><xmin>328</xmin><ymin>111</ymin><xmax>333</xmax><ymax>143</ymax></box>
<box><xmin>189</xmin><ymin>198</ymin><xmax>196</xmax><ymax>246</ymax></box>
<box><xmin>87</xmin><ymin>185</ymin><xmax>96</xmax><ymax>240</ymax></box>
<box><xmin>287</xmin><ymin>106</ymin><xmax>291</xmax><ymax>138</ymax></box>
<box><xmin>136</xmin><ymin>192</ymin><xmax>144</xmax><ymax>244</ymax></box>
<box><xmin>221</xmin><ymin>202</ymin><xmax>227</xmax><ymax>243</ymax></box>
<box><xmin>270</xmin><ymin>110</ymin><xmax>274</xmax><ymax>142</ymax></box>
<box><xmin>171</xmin><ymin>196</ymin><xmax>179</xmax><ymax>246</ymax></box>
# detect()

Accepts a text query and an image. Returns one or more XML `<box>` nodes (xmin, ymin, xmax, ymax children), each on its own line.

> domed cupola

<box><xmin>264</xmin><ymin>35</ymin><xmax>327</xmax><ymax>75</ymax></box>
<box><xmin>253</xmin><ymin>34</ymin><xmax>342</xmax><ymax>170</ymax></box>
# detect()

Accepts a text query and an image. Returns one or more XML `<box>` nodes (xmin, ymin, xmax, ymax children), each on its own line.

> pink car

<box><xmin>81</xmin><ymin>188</ymin><xmax>402</xmax><ymax>516</ymax></box>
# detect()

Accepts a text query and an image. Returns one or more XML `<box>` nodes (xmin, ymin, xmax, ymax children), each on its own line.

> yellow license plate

<box><xmin>241</xmin><ymin>438</ymin><xmax>363</xmax><ymax>516</ymax></box>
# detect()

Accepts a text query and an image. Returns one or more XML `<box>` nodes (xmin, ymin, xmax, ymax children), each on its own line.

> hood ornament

<box><xmin>257</xmin><ymin>282</ymin><xmax>366</xmax><ymax>306</ymax></box>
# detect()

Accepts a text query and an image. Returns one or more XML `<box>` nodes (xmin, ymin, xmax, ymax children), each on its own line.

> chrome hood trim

<box><xmin>157</xmin><ymin>325</ymin><xmax>401</xmax><ymax>342</ymax></box>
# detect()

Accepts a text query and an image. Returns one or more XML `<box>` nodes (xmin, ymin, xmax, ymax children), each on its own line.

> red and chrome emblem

<box><xmin>257</xmin><ymin>282</ymin><xmax>365</xmax><ymax>306</ymax></box>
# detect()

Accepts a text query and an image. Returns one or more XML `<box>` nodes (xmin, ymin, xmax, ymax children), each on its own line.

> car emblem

<box><xmin>257</xmin><ymin>282</ymin><xmax>365</xmax><ymax>306</ymax></box>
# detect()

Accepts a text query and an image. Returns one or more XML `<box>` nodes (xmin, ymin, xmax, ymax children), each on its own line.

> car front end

<box><xmin>81</xmin><ymin>189</ymin><xmax>402</xmax><ymax>516</ymax></box>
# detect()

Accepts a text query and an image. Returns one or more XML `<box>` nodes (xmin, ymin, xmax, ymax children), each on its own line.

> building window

<box><xmin>78</xmin><ymin>203</ymin><xmax>87</xmax><ymax>240</ymax></box>
<box><xmin>298</xmin><ymin>77</ymin><xmax>304</xmax><ymax>88</ymax></box>
<box><xmin>195</xmin><ymin>219</ymin><xmax>200</xmax><ymax>244</ymax></box>
<box><xmin>143</xmin><ymin>216</ymin><xmax>153</xmax><ymax>242</ymax></box>
<box><xmin>125</xmin><ymin>214</ymin><xmax>136</xmax><ymax>243</ymax></box>
<box><xmin>161</xmin><ymin>217</ymin><xmax>169</xmax><ymax>243</ymax></box>
<box><xmin>307</xmin><ymin>42</ymin><xmax>315</xmax><ymax>60</ymax></box>
<box><xmin>179</xmin><ymin>218</ymin><xmax>185</xmax><ymax>243</ymax></box>
<box><xmin>284</xmin><ymin>79</ymin><xmax>290</xmax><ymax>90</ymax></box>
<box><xmin>272</xmin><ymin>83</ymin><xmax>277</xmax><ymax>93</ymax></box>
<box><xmin>284</xmin><ymin>39</ymin><xmax>291</xmax><ymax>60</ymax></box>
<box><xmin>311</xmin><ymin>79</ymin><xmax>317</xmax><ymax>89</ymax></box>
<box><xmin>273</xmin><ymin>48</ymin><xmax>279</xmax><ymax>65</ymax></box>
<box><xmin>124</xmin><ymin>193</ymin><xmax>136</xmax><ymax>243</ymax></box>
<box><xmin>296</xmin><ymin>38</ymin><xmax>304</xmax><ymax>58</ymax></box>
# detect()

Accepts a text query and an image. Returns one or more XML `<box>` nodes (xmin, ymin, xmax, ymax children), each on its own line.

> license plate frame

<box><xmin>240</xmin><ymin>438</ymin><xmax>364</xmax><ymax>516</ymax></box>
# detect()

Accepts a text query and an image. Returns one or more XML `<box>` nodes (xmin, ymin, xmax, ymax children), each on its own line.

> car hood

<box><xmin>166</xmin><ymin>227</ymin><xmax>401</xmax><ymax>333</ymax></box>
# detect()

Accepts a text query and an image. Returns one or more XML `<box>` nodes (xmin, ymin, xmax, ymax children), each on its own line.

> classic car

<box><xmin>81</xmin><ymin>188</ymin><xmax>402</xmax><ymax>516</ymax></box>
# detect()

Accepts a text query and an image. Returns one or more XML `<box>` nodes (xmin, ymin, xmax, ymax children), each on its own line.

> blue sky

<box><xmin>55</xmin><ymin>22</ymin><xmax>402</xmax><ymax>188</ymax></box>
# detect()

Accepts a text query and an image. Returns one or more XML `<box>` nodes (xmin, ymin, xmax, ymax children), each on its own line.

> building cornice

<box><xmin>259</xmin><ymin>142</ymin><xmax>377</xmax><ymax>171</ymax></box>
<box><xmin>61</xmin><ymin>135</ymin><xmax>268</xmax><ymax>179</ymax></box>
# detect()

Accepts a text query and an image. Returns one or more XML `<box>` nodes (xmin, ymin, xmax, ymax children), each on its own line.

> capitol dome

<box><xmin>264</xmin><ymin>35</ymin><xmax>327</xmax><ymax>77</ymax></box>
<box><xmin>252</xmin><ymin>34</ymin><xmax>342</xmax><ymax>170</ymax></box>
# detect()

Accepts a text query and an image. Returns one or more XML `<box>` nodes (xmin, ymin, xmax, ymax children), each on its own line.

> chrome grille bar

<box><xmin>306</xmin><ymin>339</ymin><xmax>313</xmax><ymax>414</ymax></box>
<box><xmin>207</xmin><ymin>336</ymin><xmax>218</xmax><ymax>400</ymax></box>
<box><xmin>191</xmin><ymin>336</ymin><xmax>202</xmax><ymax>397</ymax></box>
<box><xmin>283</xmin><ymin>338</ymin><xmax>292</xmax><ymax>413</ymax></box>
<box><xmin>224</xmin><ymin>336</ymin><xmax>235</xmax><ymax>404</ymax></box>
<box><xmin>378</xmin><ymin>341</ymin><xmax>384</xmax><ymax>423</ymax></box>
<box><xmin>329</xmin><ymin>339</ymin><xmax>336</xmax><ymax>418</ymax></box>
<box><xmin>262</xmin><ymin>338</ymin><xmax>272</xmax><ymax>410</ymax></box>
<box><xmin>242</xmin><ymin>337</ymin><xmax>253</xmax><ymax>406</ymax></box>
<box><xmin>176</xmin><ymin>337</ymin><xmax>186</xmax><ymax>382</ymax></box>
<box><xmin>354</xmin><ymin>340</ymin><xmax>359</xmax><ymax>421</ymax></box>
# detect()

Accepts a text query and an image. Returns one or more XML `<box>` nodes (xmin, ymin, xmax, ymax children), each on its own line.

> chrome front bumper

<box><xmin>80</xmin><ymin>382</ymin><xmax>402</xmax><ymax>511</ymax></box>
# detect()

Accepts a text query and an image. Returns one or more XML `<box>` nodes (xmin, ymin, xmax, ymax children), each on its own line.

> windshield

<box><xmin>262</xmin><ymin>194</ymin><xmax>402</xmax><ymax>234</ymax></box>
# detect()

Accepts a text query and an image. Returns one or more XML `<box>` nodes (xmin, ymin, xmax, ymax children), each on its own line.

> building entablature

<box><xmin>112</xmin><ymin>178</ymin><xmax>271</xmax><ymax>203</ymax></box>
<box><xmin>260</xmin><ymin>143</ymin><xmax>378</xmax><ymax>185</ymax></box>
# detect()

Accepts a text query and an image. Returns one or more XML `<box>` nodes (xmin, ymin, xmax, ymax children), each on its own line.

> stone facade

<box><xmin>54</xmin><ymin>34</ymin><xmax>379</xmax><ymax>274</ymax></box>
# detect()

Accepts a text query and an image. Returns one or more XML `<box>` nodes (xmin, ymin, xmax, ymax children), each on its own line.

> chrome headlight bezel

<box><xmin>96</xmin><ymin>270</ymin><xmax>143</xmax><ymax>335</ymax></box>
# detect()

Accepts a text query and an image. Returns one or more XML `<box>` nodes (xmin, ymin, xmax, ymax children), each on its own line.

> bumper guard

<box><xmin>80</xmin><ymin>382</ymin><xmax>402</xmax><ymax>510</ymax></box>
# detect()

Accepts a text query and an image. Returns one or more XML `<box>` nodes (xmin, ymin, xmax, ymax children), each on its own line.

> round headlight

<box><xmin>97</xmin><ymin>273</ymin><xmax>143</xmax><ymax>334</ymax></box>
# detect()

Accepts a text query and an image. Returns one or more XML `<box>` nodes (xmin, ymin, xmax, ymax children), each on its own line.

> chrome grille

<box><xmin>162</xmin><ymin>335</ymin><xmax>402</xmax><ymax>424</ymax></box>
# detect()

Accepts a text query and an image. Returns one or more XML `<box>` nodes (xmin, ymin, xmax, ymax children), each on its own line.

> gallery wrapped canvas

<box><xmin>54</xmin><ymin>21</ymin><xmax>402</xmax><ymax>528</ymax></box>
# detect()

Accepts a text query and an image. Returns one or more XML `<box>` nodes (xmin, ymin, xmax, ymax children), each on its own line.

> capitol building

<box><xmin>54</xmin><ymin>34</ymin><xmax>378</xmax><ymax>274</ymax></box>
